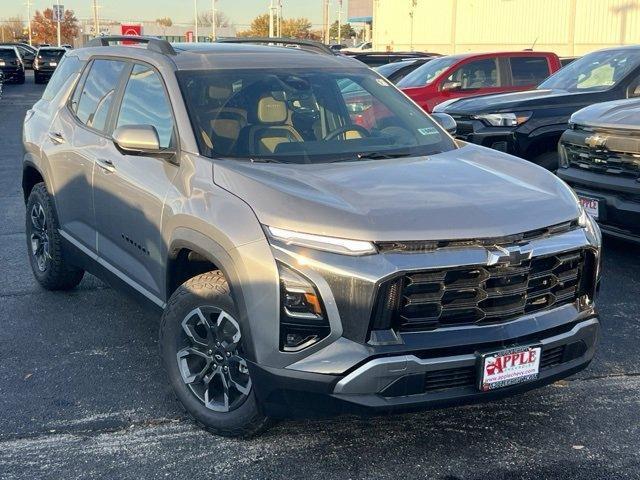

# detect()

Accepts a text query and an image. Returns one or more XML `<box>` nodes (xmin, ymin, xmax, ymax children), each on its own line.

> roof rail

<box><xmin>216</xmin><ymin>37</ymin><xmax>335</xmax><ymax>56</ymax></box>
<box><xmin>86</xmin><ymin>36</ymin><xmax>177</xmax><ymax>56</ymax></box>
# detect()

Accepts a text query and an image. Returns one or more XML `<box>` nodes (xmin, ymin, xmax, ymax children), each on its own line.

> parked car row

<box><xmin>0</xmin><ymin>43</ymin><xmax>67</xmax><ymax>85</ymax></box>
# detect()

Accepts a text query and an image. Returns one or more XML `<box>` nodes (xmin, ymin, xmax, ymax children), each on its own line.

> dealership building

<box><xmin>77</xmin><ymin>19</ymin><xmax>236</xmax><ymax>46</ymax></box>
<box><xmin>373</xmin><ymin>0</ymin><xmax>640</xmax><ymax>55</ymax></box>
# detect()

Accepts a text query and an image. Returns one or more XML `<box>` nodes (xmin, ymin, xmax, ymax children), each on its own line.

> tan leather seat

<box><xmin>243</xmin><ymin>94</ymin><xmax>303</xmax><ymax>155</ymax></box>
<box><xmin>202</xmin><ymin>84</ymin><xmax>247</xmax><ymax>155</ymax></box>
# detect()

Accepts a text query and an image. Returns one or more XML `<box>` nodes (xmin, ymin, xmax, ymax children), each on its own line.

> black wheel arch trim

<box><xmin>167</xmin><ymin>227</ymin><xmax>256</xmax><ymax>362</ymax></box>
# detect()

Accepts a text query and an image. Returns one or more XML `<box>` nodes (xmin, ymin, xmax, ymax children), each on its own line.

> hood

<box><xmin>442</xmin><ymin>88</ymin><xmax>609</xmax><ymax>115</ymax></box>
<box><xmin>213</xmin><ymin>144</ymin><xmax>580</xmax><ymax>242</ymax></box>
<box><xmin>570</xmin><ymin>98</ymin><xmax>640</xmax><ymax>132</ymax></box>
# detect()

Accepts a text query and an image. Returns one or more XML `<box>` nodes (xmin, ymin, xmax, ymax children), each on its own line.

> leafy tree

<box><xmin>197</xmin><ymin>10</ymin><xmax>230</xmax><ymax>28</ymax></box>
<box><xmin>156</xmin><ymin>17</ymin><xmax>173</xmax><ymax>36</ymax></box>
<box><xmin>238</xmin><ymin>13</ymin><xmax>269</xmax><ymax>37</ymax></box>
<box><xmin>281</xmin><ymin>18</ymin><xmax>312</xmax><ymax>38</ymax></box>
<box><xmin>329</xmin><ymin>20</ymin><xmax>355</xmax><ymax>42</ymax></box>
<box><xmin>238</xmin><ymin>14</ymin><xmax>313</xmax><ymax>39</ymax></box>
<box><xmin>31</xmin><ymin>8</ymin><xmax>79</xmax><ymax>45</ymax></box>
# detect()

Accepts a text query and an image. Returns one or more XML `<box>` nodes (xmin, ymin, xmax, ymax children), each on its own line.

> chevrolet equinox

<box><xmin>22</xmin><ymin>37</ymin><xmax>602</xmax><ymax>437</ymax></box>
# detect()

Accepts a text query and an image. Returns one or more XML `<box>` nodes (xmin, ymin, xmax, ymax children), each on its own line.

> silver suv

<box><xmin>22</xmin><ymin>37</ymin><xmax>602</xmax><ymax>437</ymax></box>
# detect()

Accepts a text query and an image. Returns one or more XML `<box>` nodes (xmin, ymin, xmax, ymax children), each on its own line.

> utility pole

<box><xmin>56</xmin><ymin>0</ymin><xmax>61</xmax><ymax>47</ymax></box>
<box><xmin>194</xmin><ymin>0</ymin><xmax>198</xmax><ymax>42</ymax></box>
<box><xmin>409</xmin><ymin>0</ymin><xmax>417</xmax><ymax>51</ymax></box>
<box><xmin>211</xmin><ymin>0</ymin><xmax>216</xmax><ymax>41</ymax></box>
<box><xmin>322</xmin><ymin>0</ymin><xmax>330</xmax><ymax>44</ymax></box>
<box><xmin>276</xmin><ymin>0</ymin><xmax>282</xmax><ymax>38</ymax></box>
<box><xmin>92</xmin><ymin>0</ymin><xmax>99</xmax><ymax>38</ymax></box>
<box><xmin>26</xmin><ymin>0</ymin><xmax>33</xmax><ymax>46</ymax></box>
<box><xmin>268</xmin><ymin>0</ymin><xmax>275</xmax><ymax>38</ymax></box>
<box><xmin>337</xmin><ymin>0</ymin><xmax>342</xmax><ymax>45</ymax></box>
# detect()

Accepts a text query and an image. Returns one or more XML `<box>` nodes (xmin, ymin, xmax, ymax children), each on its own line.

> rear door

<box><xmin>92</xmin><ymin>62</ymin><xmax>179</xmax><ymax>303</ymax></box>
<box><xmin>45</xmin><ymin>57</ymin><xmax>128</xmax><ymax>252</ymax></box>
<box><xmin>507</xmin><ymin>55</ymin><xmax>554</xmax><ymax>89</ymax></box>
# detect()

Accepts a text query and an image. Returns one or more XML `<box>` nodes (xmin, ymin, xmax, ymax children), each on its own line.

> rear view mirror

<box><xmin>431</xmin><ymin>113</ymin><xmax>457</xmax><ymax>136</ymax></box>
<box><xmin>113</xmin><ymin>125</ymin><xmax>161</xmax><ymax>154</ymax></box>
<box><xmin>441</xmin><ymin>81</ymin><xmax>462</xmax><ymax>92</ymax></box>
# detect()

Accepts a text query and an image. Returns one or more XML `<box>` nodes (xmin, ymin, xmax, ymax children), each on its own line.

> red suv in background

<box><xmin>397</xmin><ymin>51</ymin><xmax>561</xmax><ymax>112</ymax></box>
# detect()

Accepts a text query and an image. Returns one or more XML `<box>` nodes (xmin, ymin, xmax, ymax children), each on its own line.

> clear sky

<box><xmin>1</xmin><ymin>0</ymin><xmax>350</xmax><ymax>29</ymax></box>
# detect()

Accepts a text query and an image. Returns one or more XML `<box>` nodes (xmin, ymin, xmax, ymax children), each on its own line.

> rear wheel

<box><xmin>160</xmin><ymin>271</ymin><xmax>270</xmax><ymax>438</ymax></box>
<box><xmin>25</xmin><ymin>183</ymin><xmax>84</xmax><ymax>290</ymax></box>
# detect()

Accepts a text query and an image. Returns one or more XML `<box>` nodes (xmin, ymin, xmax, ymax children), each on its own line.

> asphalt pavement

<box><xmin>0</xmin><ymin>71</ymin><xmax>639</xmax><ymax>480</ymax></box>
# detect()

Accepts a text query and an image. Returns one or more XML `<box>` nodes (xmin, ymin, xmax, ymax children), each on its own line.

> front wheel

<box><xmin>160</xmin><ymin>271</ymin><xmax>271</xmax><ymax>438</ymax></box>
<box><xmin>25</xmin><ymin>183</ymin><xmax>84</xmax><ymax>290</ymax></box>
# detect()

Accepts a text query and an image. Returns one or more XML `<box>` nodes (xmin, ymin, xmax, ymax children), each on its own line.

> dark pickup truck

<box><xmin>558</xmin><ymin>99</ymin><xmax>640</xmax><ymax>243</ymax></box>
<box><xmin>436</xmin><ymin>46</ymin><xmax>640</xmax><ymax>170</ymax></box>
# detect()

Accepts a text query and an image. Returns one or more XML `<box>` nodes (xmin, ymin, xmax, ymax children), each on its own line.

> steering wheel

<box><xmin>323</xmin><ymin>124</ymin><xmax>370</xmax><ymax>141</ymax></box>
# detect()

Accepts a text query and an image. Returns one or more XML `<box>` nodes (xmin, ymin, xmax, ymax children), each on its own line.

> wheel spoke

<box><xmin>204</xmin><ymin>369</ymin><xmax>230</xmax><ymax>411</ymax></box>
<box><xmin>227</xmin><ymin>356</ymin><xmax>252</xmax><ymax>395</ymax></box>
<box><xmin>30</xmin><ymin>204</ymin><xmax>46</xmax><ymax>231</ymax></box>
<box><xmin>213</xmin><ymin>310</ymin><xmax>242</xmax><ymax>351</ymax></box>
<box><xmin>176</xmin><ymin>347</ymin><xmax>212</xmax><ymax>385</ymax></box>
<box><xmin>181</xmin><ymin>307</ymin><xmax>211</xmax><ymax>347</ymax></box>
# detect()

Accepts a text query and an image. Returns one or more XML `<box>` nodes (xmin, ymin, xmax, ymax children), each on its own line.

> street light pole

<box><xmin>337</xmin><ymin>0</ymin><xmax>342</xmax><ymax>46</ymax></box>
<box><xmin>211</xmin><ymin>0</ymin><xmax>216</xmax><ymax>41</ymax></box>
<box><xmin>194</xmin><ymin>0</ymin><xmax>199</xmax><ymax>42</ymax></box>
<box><xmin>92</xmin><ymin>0</ymin><xmax>99</xmax><ymax>38</ymax></box>
<box><xmin>26</xmin><ymin>0</ymin><xmax>33</xmax><ymax>46</ymax></box>
<box><xmin>56</xmin><ymin>0</ymin><xmax>61</xmax><ymax>47</ymax></box>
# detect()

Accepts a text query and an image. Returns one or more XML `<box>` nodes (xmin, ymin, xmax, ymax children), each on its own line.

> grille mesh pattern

<box><xmin>393</xmin><ymin>250</ymin><xmax>584</xmax><ymax>332</ymax></box>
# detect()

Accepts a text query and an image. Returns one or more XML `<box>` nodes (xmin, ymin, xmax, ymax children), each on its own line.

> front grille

<box><xmin>424</xmin><ymin>366</ymin><xmax>476</xmax><ymax>391</ymax></box>
<box><xmin>564</xmin><ymin>142</ymin><xmax>640</xmax><ymax>178</ymax></box>
<box><xmin>374</xmin><ymin>249</ymin><xmax>586</xmax><ymax>333</ymax></box>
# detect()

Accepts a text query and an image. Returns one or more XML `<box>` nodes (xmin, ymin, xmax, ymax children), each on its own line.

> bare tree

<box><xmin>156</xmin><ymin>17</ymin><xmax>173</xmax><ymax>36</ymax></box>
<box><xmin>197</xmin><ymin>10</ymin><xmax>230</xmax><ymax>28</ymax></box>
<box><xmin>1</xmin><ymin>17</ymin><xmax>25</xmax><ymax>42</ymax></box>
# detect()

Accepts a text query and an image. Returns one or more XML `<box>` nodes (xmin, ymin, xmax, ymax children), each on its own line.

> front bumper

<box><xmin>451</xmin><ymin>117</ymin><xmax>517</xmax><ymax>153</ymax></box>
<box><xmin>250</xmin><ymin>315</ymin><xmax>599</xmax><ymax>418</ymax></box>
<box><xmin>0</xmin><ymin>67</ymin><xmax>24</xmax><ymax>82</ymax></box>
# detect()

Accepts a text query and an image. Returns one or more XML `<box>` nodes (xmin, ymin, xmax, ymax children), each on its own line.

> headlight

<box><xmin>267</xmin><ymin>226</ymin><xmax>376</xmax><ymax>255</ymax></box>
<box><xmin>278</xmin><ymin>263</ymin><xmax>330</xmax><ymax>352</ymax></box>
<box><xmin>474</xmin><ymin>112</ymin><xmax>532</xmax><ymax>127</ymax></box>
<box><xmin>558</xmin><ymin>142</ymin><xmax>569</xmax><ymax>168</ymax></box>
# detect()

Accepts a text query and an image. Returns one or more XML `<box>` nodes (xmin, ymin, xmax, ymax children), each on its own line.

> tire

<box><xmin>16</xmin><ymin>73</ymin><xmax>25</xmax><ymax>85</ymax></box>
<box><xmin>25</xmin><ymin>183</ymin><xmax>84</xmax><ymax>290</ymax></box>
<box><xmin>532</xmin><ymin>151</ymin><xmax>559</xmax><ymax>171</ymax></box>
<box><xmin>34</xmin><ymin>74</ymin><xmax>42</xmax><ymax>84</ymax></box>
<box><xmin>160</xmin><ymin>271</ymin><xmax>271</xmax><ymax>438</ymax></box>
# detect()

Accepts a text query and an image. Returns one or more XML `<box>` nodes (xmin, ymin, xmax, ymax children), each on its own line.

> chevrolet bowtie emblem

<box><xmin>487</xmin><ymin>245</ymin><xmax>534</xmax><ymax>266</ymax></box>
<box><xmin>585</xmin><ymin>134</ymin><xmax>606</xmax><ymax>148</ymax></box>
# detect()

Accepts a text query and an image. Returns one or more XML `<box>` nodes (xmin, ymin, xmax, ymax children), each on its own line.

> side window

<box><xmin>510</xmin><ymin>57</ymin><xmax>550</xmax><ymax>86</ymax></box>
<box><xmin>116</xmin><ymin>64</ymin><xmax>175</xmax><ymax>149</ymax></box>
<box><xmin>628</xmin><ymin>73</ymin><xmax>640</xmax><ymax>98</ymax></box>
<box><xmin>73</xmin><ymin>59</ymin><xmax>126</xmax><ymax>132</ymax></box>
<box><xmin>446</xmin><ymin>58</ymin><xmax>499</xmax><ymax>90</ymax></box>
<box><xmin>42</xmin><ymin>56</ymin><xmax>82</xmax><ymax>101</ymax></box>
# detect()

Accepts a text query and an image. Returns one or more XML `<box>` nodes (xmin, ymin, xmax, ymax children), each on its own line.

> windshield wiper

<box><xmin>355</xmin><ymin>151</ymin><xmax>414</xmax><ymax>160</ymax></box>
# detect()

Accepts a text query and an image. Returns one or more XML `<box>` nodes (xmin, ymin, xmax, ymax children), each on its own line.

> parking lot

<box><xmin>0</xmin><ymin>72</ymin><xmax>639</xmax><ymax>480</ymax></box>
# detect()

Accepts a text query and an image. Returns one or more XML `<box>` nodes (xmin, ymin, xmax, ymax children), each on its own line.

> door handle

<box><xmin>48</xmin><ymin>131</ymin><xmax>65</xmax><ymax>144</ymax></box>
<box><xmin>96</xmin><ymin>158</ymin><xmax>116</xmax><ymax>173</ymax></box>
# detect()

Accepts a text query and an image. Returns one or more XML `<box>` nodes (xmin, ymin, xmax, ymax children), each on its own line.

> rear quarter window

<box><xmin>510</xmin><ymin>57</ymin><xmax>550</xmax><ymax>86</ymax></box>
<box><xmin>42</xmin><ymin>55</ymin><xmax>82</xmax><ymax>102</ymax></box>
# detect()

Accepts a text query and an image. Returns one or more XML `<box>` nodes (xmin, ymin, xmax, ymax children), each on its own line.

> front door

<box><xmin>93</xmin><ymin>63</ymin><xmax>179</xmax><ymax>303</ymax></box>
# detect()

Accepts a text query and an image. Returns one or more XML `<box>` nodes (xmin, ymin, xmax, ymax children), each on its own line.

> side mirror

<box><xmin>441</xmin><ymin>81</ymin><xmax>462</xmax><ymax>92</ymax></box>
<box><xmin>431</xmin><ymin>113</ymin><xmax>457</xmax><ymax>136</ymax></box>
<box><xmin>113</xmin><ymin>125</ymin><xmax>161</xmax><ymax>154</ymax></box>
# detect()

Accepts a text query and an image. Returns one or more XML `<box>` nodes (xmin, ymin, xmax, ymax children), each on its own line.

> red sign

<box><xmin>120</xmin><ymin>24</ymin><xmax>142</xmax><ymax>44</ymax></box>
<box><xmin>185</xmin><ymin>30</ymin><xmax>194</xmax><ymax>43</ymax></box>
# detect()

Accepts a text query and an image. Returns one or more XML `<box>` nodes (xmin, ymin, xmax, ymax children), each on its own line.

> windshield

<box><xmin>38</xmin><ymin>49</ymin><xmax>65</xmax><ymax>60</ymax></box>
<box><xmin>0</xmin><ymin>49</ymin><xmax>18</xmax><ymax>61</ymax></box>
<box><xmin>397</xmin><ymin>56</ymin><xmax>460</xmax><ymax>88</ymax></box>
<box><xmin>178</xmin><ymin>68</ymin><xmax>456</xmax><ymax>164</ymax></box>
<box><xmin>539</xmin><ymin>48</ymin><xmax>640</xmax><ymax>92</ymax></box>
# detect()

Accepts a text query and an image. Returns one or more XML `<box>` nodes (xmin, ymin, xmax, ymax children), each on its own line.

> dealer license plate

<box><xmin>579</xmin><ymin>196</ymin><xmax>599</xmax><ymax>220</ymax></box>
<box><xmin>479</xmin><ymin>345</ymin><xmax>541</xmax><ymax>391</ymax></box>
